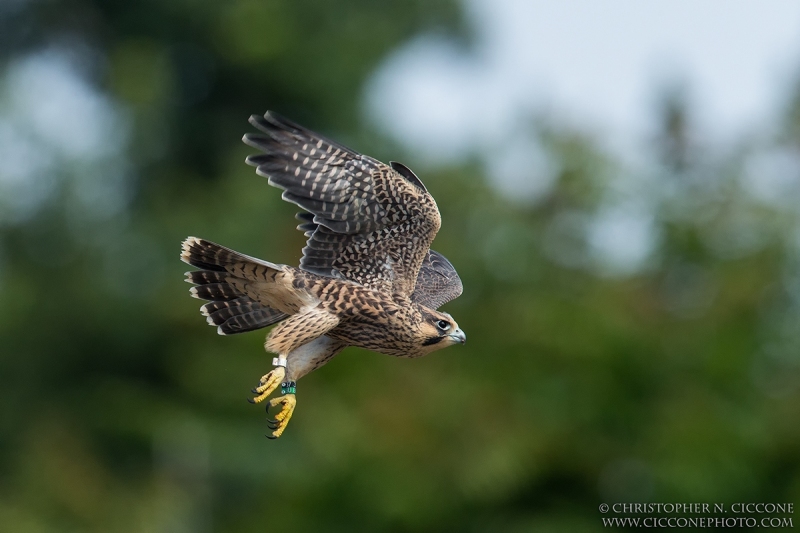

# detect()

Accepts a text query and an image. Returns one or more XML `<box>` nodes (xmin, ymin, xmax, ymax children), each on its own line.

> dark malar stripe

<box><xmin>422</xmin><ymin>336</ymin><xmax>444</xmax><ymax>347</ymax></box>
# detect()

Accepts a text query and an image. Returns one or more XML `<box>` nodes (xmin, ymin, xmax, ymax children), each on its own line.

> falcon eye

<box><xmin>436</xmin><ymin>320</ymin><xmax>451</xmax><ymax>331</ymax></box>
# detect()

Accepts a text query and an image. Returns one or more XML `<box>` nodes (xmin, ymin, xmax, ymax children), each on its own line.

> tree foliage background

<box><xmin>1</xmin><ymin>1</ymin><xmax>799</xmax><ymax>531</ymax></box>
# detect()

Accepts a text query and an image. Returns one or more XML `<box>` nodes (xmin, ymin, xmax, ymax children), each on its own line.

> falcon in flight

<box><xmin>181</xmin><ymin>112</ymin><xmax>465</xmax><ymax>438</ymax></box>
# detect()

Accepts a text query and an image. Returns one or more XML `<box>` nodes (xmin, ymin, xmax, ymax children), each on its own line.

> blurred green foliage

<box><xmin>1</xmin><ymin>1</ymin><xmax>799</xmax><ymax>532</ymax></box>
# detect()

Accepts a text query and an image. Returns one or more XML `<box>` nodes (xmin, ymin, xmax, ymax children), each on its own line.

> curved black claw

<box><xmin>265</xmin><ymin>434</ymin><xmax>278</xmax><ymax>440</ymax></box>
<box><xmin>263</xmin><ymin>402</ymin><xmax>278</xmax><ymax>424</ymax></box>
<box><xmin>247</xmin><ymin>397</ymin><xmax>256</xmax><ymax>404</ymax></box>
<box><xmin>267</xmin><ymin>422</ymin><xmax>280</xmax><ymax>431</ymax></box>
<box><xmin>251</xmin><ymin>388</ymin><xmax>259</xmax><ymax>394</ymax></box>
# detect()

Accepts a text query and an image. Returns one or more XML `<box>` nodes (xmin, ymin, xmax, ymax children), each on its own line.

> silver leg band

<box><xmin>272</xmin><ymin>356</ymin><xmax>287</xmax><ymax>368</ymax></box>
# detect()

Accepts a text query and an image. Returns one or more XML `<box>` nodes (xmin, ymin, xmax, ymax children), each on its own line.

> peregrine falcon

<box><xmin>181</xmin><ymin>112</ymin><xmax>465</xmax><ymax>438</ymax></box>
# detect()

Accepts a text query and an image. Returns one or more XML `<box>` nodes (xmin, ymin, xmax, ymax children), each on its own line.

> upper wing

<box><xmin>296</xmin><ymin>213</ymin><xmax>462</xmax><ymax>309</ymax></box>
<box><xmin>243</xmin><ymin>111</ymin><xmax>441</xmax><ymax>296</ymax></box>
<box><xmin>411</xmin><ymin>250</ymin><xmax>463</xmax><ymax>309</ymax></box>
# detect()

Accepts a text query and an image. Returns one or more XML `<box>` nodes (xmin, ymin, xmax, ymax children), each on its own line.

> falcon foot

<box><xmin>265</xmin><ymin>394</ymin><xmax>296</xmax><ymax>439</ymax></box>
<box><xmin>248</xmin><ymin>366</ymin><xmax>286</xmax><ymax>404</ymax></box>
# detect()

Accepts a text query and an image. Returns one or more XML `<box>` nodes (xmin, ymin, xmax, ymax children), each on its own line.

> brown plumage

<box><xmin>181</xmin><ymin>111</ymin><xmax>464</xmax><ymax>438</ymax></box>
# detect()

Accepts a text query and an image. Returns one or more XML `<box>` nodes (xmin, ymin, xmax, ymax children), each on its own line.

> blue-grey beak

<box><xmin>449</xmin><ymin>328</ymin><xmax>466</xmax><ymax>344</ymax></box>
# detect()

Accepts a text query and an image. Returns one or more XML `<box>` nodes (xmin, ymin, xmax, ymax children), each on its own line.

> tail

<box><xmin>181</xmin><ymin>237</ymin><xmax>288</xmax><ymax>335</ymax></box>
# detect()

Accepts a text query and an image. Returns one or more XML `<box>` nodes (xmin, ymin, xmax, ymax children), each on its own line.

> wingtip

<box><xmin>180</xmin><ymin>238</ymin><xmax>193</xmax><ymax>264</ymax></box>
<box><xmin>181</xmin><ymin>236</ymin><xmax>205</xmax><ymax>264</ymax></box>
<box><xmin>242</xmin><ymin>132</ymin><xmax>263</xmax><ymax>150</ymax></box>
<box><xmin>248</xmin><ymin>110</ymin><xmax>291</xmax><ymax>132</ymax></box>
<box><xmin>244</xmin><ymin>153</ymin><xmax>261</xmax><ymax>166</ymax></box>
<box><xmin>264</xmin><ymin>109</ymin><xmax>286</xmax><ymax>124</ymax></box>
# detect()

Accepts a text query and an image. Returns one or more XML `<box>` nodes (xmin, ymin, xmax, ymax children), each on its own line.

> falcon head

<box><xmin>417</xmin><ymin>309</ymin><xmax>466</xmax><ymax>354</ymax></box>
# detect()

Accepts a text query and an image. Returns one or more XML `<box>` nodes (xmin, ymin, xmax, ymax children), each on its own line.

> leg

<box><xmin>286</xmin><ymin>336</ymin><xmax>347</xmax><ymax>382</ymax></box>
<box><xmin>248</xmin><ymin>309</ymin><xmax>341</xmax><ymax>438</ymax></box>
<box><xmin>264</xmin><ymin>336</ymin><xmax>347</xmax><ymax>438</ymax></box>
<box><xmin>249</xmin><ymin>308</ymin><xmax>339</xmax><ymax>404</ymax></box>
<box><xmin>265</xmin><ymin>383</ymin><xmax>297</xmax><ymax>439</ymax></box>
<box><xmin>248</xmin><ymin>356</ymin><xmax>287</xmax><ymax>404</ymax></box>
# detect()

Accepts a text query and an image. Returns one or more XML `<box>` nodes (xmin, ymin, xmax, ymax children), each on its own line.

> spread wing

<box><xmin>243</xmin><ymin>111</ymin><xmax>441</xmax><ymax>296</ymax></box>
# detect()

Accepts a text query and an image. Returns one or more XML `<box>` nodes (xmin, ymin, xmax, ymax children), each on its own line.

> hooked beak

<box><xmin>449</xmin><ymin>328</ymin><xmax>466</xmax><ymax>344</ymax></box>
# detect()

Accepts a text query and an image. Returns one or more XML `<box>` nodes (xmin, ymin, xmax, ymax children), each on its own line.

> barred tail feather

<box><xmin>203</xmin><ymin>298</ymin><xmax>287</xmax><ymax>335</ymax></box>
<box><xmin>181</xmin><ymin>237</ymin><xmax>288</xmax><ymax>335</ymax></box>
<box><xmin>180</xmin><ymin>236</ymin><xmax>282</xmax><ymax>271</ymax></box>
<box><xmin>189</xmin><ymin>283</ymin><xmax>241</xmax><ymax>301</ymax></box>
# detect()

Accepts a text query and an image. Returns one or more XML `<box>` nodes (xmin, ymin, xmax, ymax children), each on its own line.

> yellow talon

<box><xmin>267</xmin><ymin>394</ymin><xmax>296</xmax><ymax>438</ymax></box>
<box><xmin>249</xmin><ymin>366</ymin><xmax>286</xmax><ymax>404</ymax></box>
